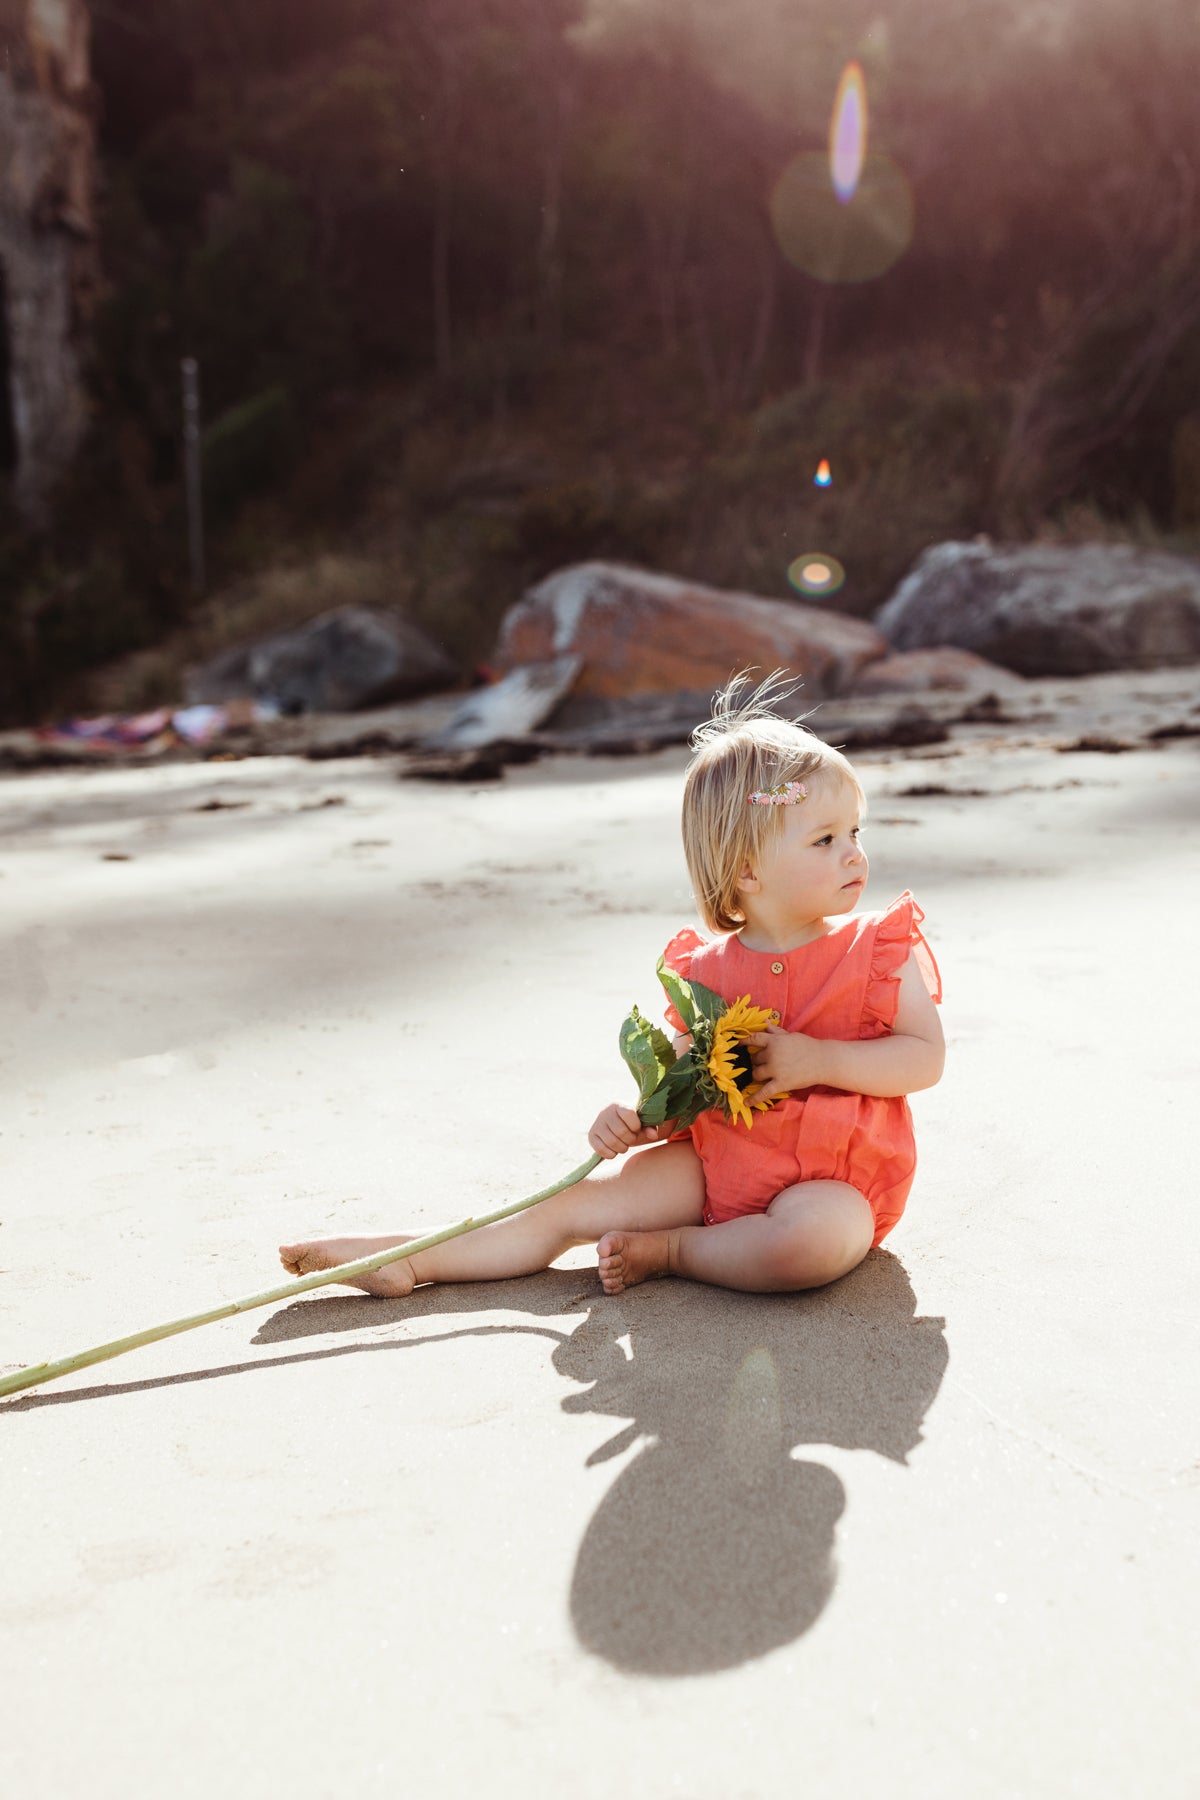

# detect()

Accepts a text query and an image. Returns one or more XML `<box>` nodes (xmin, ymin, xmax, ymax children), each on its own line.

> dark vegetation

<box><xmin>2</xmin><ymin>0</ymin><xmax>1199</xmax><ymax>723</ymax></box>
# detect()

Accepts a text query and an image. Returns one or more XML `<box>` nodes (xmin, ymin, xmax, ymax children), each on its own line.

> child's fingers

<box><xmin>589</xmin><ymin>1105</ymin><xmax>649</xmax><ymax>1159</ymax></box>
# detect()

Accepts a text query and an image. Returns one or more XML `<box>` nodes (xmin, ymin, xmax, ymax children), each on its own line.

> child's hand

<box><xmin>745</xmin><ymin>1025</ymin><xmax>828</xmax><ymax>1104</ymax></box>
<box><xmin>588</xmin><ymin>1104</ymin><xmax>666</xmax><ymax>1160</ymax></box>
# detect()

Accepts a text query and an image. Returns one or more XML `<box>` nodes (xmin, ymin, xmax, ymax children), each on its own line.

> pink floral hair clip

<box><xmin>747</xmin><ymin>780</ymin><xmax>808</xmax><ymax>806</ymax></box>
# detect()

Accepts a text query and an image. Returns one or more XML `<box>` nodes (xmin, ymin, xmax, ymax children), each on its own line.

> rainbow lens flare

<box><xmin>787</xmin><ymin>554</ymin><xmax>846</xmax><ymax>597</ymax></box>
<box><xmin>814</xmin><ymin>458</ymin><xmax>832</xmax><ymax>487</ymax></box>
<box><xmin>830</xmin><ymin>62</ymin><xmax>868</xmax><ymax>204</ymax></box>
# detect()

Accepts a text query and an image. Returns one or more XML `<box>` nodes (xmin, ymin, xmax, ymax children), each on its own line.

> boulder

<box><xmin>494</xmin><ymin>562</ymin><xmax>888</xmax><ymax>701</ymax></box>
<box><xmin>185</xmin><ymin>607</ymin><xmax>460</xmax><ymax>713</ymax></box>
<box><xmin>847</xmin><ymin>646</ymin><xmax>1026</xmax><ymax>698</ymax></box>
<box><xmin>874</xmin><ymin>542</ymin><xmax>1200</xmax><ymax>676</ymax></box>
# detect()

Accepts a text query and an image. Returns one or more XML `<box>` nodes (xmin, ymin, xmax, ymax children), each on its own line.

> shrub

<box><xmin>201</xmin><ymin>384</ymin><xmax>297</xmax><ymax>521</ymax></box>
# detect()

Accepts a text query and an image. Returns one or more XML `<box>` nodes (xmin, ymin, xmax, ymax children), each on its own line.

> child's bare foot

<box><xmin>596</xmin><ymin>1230</ymin><xmax>673</xmax><ymax>1296</ymax></box>
<box><xmin>278</xmin><ymin>1235</ymin><xmax>417</xmax><ymax>1298</ymax></box>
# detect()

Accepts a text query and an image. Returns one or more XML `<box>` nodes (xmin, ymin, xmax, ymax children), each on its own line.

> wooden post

<box><xmin>181</xmin><ymin>356</ymin><xmax>205</xmax><ymax>595</ymax></box>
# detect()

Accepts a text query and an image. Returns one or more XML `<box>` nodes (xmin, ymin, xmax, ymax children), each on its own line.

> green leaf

<box><xmin>655</xmin><ymin>956</ymin><xmax>728</xmax><ymax>1032</ymax></box>
<box><xmin>684</xmin><ymin>974</ymin><xmax>729</xmax><ymax>1028</ymax></box>
<box><xmin>617</xmin><ymin>1026</ymin><xmax>654</xmax><ymax>1102</ymax></box>
<box><xmin>638</xmin><ymin>1087</ymin><xmax>671</xmax><ymax>1127</ymax></box>
<box><xmin>647</xmin><ymin>1050</ymin><xmax>707</xmax><ymax>1131</ymax></box>
<box><xmin>618</xmin><ymin>1005</ymin><xmax>676</xmax><ymax>1108</ymax></box>
<box><xmin>655</xmin><ymin>956</ymin><xmax>698</xmax><ymax>1031</ymax></box>
<box><xmin>662</xmin><ymin>1083</ymin><xmax>708</xmax><ymax>1130</ymax></box>
<box><xmin>663</xmin><ymin>1047</ymin><xmax>698</xmax><ymax>1088</ymax></box>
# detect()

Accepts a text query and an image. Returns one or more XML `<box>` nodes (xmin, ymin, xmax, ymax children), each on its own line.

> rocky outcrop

<box><xmin>0</xmin><ymin>0</ymin><xmax>98</xmax><ymax>521</ymax></box>
<box><xmin>875</xmin><ymin>542</ymin><xmax>1200</xmax><ymax>676</ymax></box>
<box><xmin>495</xmin><ymin>561</ymin><xmax>888</xmax><ymax>701</ymax></box>
<box><xmin>185</xmin><ymin>607</ymin><xmax>461</xmax><ymax>713</ymax></box>
<box><xmin>847</xmin><ymin>645</ymin><xmax>1025</xmax><ymax>698</ymax></box>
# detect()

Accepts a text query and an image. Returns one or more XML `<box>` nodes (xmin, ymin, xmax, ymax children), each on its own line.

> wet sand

<box><xmin>0</xmin><ymin>682</ymin><xmax>1197</xmax><ymax>1798</ymax></box>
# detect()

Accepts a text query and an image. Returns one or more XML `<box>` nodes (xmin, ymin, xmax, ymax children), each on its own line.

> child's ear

<box><xmin>736</xmin><ymin>860</ymin><xmax>761</xmax><ymax>896</ymax></box>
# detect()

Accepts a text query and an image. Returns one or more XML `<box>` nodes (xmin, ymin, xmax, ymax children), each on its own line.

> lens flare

<box><xmin>769</xmin><ymin>149</ymin><xmax>914</xmax><ymax>285</ymax></box>
<box><xmin>830</xmin><ymin>62</ymin><xmax>868</xmax><ymax>204</ymax></box>
<box><xmin>787</xmin><ymin>553</ymin><xmax>846</xmax><ymax>597</ymax></box>
<box><xmin>814</xmin><ymin>458</ymin><xmax>832</xmax><ymax>487</ymax></box>
<box><xmin>722</xmin><ymin>1348</ymin><xmax>783</xmax><ymax>1479</ymax></box>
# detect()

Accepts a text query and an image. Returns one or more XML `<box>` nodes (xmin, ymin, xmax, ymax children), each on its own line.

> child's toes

<box><xmin>597</xmin><ymin>1233</ymin><xmax>628</xmax><ymax>1293</ymax></box>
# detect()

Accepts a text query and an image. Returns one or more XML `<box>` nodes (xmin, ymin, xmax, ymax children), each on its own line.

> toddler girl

<box><xmin>279</xmin><ymin>670</ymin><xmax>944</xmax><ymax>1299</ymax></box>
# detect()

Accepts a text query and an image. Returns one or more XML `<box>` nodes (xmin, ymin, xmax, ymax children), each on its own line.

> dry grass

<box><xmin>81</xmin><ymin>552</ymin><xmax>416</xmax><ymax>714</ymax></box>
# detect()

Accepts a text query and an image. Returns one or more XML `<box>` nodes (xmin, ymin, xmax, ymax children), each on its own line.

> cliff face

<box><xmin>0</xmin><ymin>0</ymin><xmax>98</xmax><ymax>523</ymax></box>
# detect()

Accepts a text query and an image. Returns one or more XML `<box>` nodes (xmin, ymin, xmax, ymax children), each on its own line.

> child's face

<box><xmin>750</xmin><ymin>775</ymin><xmax>868</xmax><ymax>918</ymax></box>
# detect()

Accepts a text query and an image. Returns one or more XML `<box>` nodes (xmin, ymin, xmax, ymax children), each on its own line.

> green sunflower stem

<box><xmin>0</xmin><ymin>1151</ymin><xmax>604</xmax><ymax>1403</ymax></box>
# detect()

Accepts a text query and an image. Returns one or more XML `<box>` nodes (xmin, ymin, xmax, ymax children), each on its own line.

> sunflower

<box><xmin>617</xmin><ymin>961</ymin><xmax>783</xmax><ymax>1135</ymax></box>
<box><xmin>705</xmin><ymin>994</ymin><xmax>775</xmax><ymax>1129</ymax></box>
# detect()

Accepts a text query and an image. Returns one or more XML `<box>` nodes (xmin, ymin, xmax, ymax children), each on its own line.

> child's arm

<box><xmin>749</xmin><ymin>953</ymin><xmax>945</xmax><ymax>1101</ymax></box>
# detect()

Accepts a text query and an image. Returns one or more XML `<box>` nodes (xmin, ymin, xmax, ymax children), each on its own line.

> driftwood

<box><xmin>422</xmin><ymin>656</ymin><xmax>582</xmax><ymax>750</ymax></box>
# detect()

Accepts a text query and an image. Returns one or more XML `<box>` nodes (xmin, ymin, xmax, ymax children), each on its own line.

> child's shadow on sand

<box><xmin>256</xmin><ymin>1249</ymin><xmax>947</xmax><ymax>1677</ymax></box>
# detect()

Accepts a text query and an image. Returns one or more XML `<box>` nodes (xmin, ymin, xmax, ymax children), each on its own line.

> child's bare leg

<box><xmin>279</xmin><ymin>1140</ymin><xmax>707</xmax><ymax>1296</ymax></box>
<box><xmin>597</xmin><ymin>1180</ymin><xmax>874</xmax><ymax>1296</ymax></box>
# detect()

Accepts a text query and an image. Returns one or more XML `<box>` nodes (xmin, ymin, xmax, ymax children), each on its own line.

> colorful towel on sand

<box><xmin>35</xmin><ymin>700</ymin><xmax>279</xmax><ymax>753</ymax></box>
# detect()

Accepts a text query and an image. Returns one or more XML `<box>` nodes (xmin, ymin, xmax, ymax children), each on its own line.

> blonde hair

<box><xmin>682</xmin><ymin>668</ymin><xmax>867</xmax><ymax>934</ymax></box>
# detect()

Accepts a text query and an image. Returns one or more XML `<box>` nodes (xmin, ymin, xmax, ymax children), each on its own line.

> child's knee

<box><xmin>769</xmin><ymin>1181</ymin><xmax>873</xmax><ymax>1286</ymax></box>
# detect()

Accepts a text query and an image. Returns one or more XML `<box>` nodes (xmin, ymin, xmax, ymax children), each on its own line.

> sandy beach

<box><xmin>1</xmin><ymin>675</ymin><xmax>1197</xmax><ymax>1799</ymax></box>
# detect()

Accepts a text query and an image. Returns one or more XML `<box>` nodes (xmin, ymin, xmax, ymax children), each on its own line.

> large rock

<box><xmin>847</xmin><ymin>646</ymin><xmax>1026</xmax><ymax>698</ymax></box>
<box><xmin>495</xmin><ymin>562</ymin><xmax>888</xmax><ymax>700</ymax></box>
<box><xmin>875</xmin><ymin>542</ymin><xmax>1200</xmax><ymax>676</ymax></box>
<box><xmin>185</xmin><ymin>607</ymin><xmax>460</xmax><ymax>713</ymax></box>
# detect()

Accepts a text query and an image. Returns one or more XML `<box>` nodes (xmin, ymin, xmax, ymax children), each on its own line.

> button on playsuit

<box><xmin>660</xmin><ymin>890</ymin><xmax>943</xmax><ymax>1247</ymax></box>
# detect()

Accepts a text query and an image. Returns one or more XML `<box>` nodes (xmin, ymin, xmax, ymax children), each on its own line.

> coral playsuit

<box><xmin>660</xmin><ymin>890</ymin><xmax>943</xmax><ymax>1247</ymax></box>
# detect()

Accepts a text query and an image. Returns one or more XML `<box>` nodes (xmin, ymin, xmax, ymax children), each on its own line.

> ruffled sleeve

<box><xmin>861</xmin><ymin>890</ymin><xmax>942</xmax><ymax>1038</ymax></box>
<box><xmin>659</xmin><ymin>927</ymin><xmax>706</xmax><ymax>1034</ymax></box>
